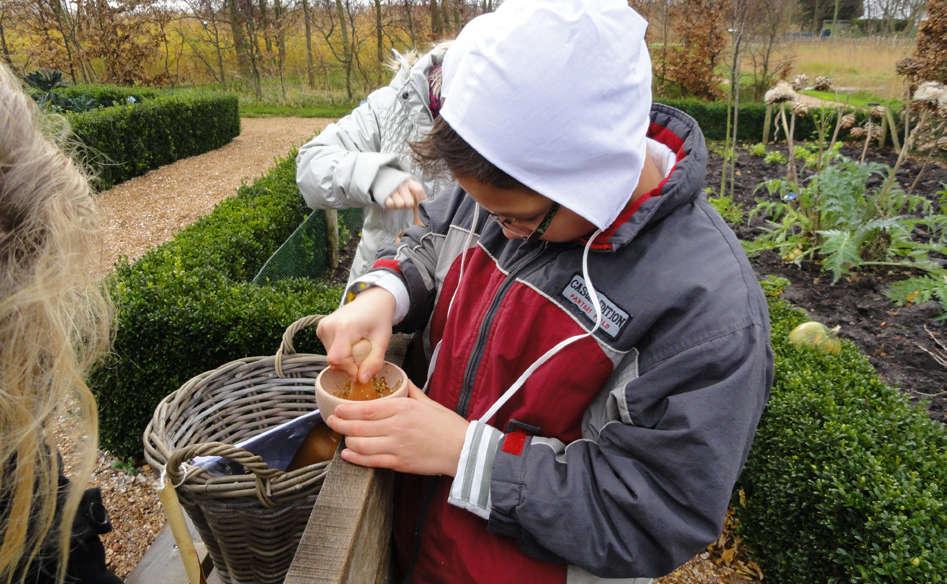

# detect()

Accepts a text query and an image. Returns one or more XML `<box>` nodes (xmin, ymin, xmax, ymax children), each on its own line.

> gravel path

<box><xmin>93</xmin><ymin>117</ymin><xmax>331</xmax><ymax>276</ymax></box>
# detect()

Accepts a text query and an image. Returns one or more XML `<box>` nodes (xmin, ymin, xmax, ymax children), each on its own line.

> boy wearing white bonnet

<box><xmin>316</xmin><ymin>1</ymin><xmax>773</xmax><ymax>582</ymax></box>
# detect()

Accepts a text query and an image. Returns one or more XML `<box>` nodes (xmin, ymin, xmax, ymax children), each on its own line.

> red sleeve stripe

<box><xmin>501</xmin><ymin>431</ymin><xmax>528</xmax><ymax>456</ymax></box>
<box><xmin>372</xmin><ymin>258</ymin><xmax>401</xmax><ymax>274</ymax></box>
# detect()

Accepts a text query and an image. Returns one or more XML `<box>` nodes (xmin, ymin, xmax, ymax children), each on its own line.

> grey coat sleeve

<box><xmin>295</xmin><ymin>86</ymin><xmax>412</xmax><ymax>210</ymax></box>
<box><xmin>465</xmin><ymin>323</ymin><xmax>772</xmax><ymax>578</ymax></box>
<box><xmin>372</xmin><ymin>187</ymin><xmax>473</xmax><ymax>333</ymax></box>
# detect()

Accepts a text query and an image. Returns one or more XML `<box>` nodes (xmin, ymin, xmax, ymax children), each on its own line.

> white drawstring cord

<box><xmin>478</xmin><ymin>228</ymin><xmax>604</xmax><ymax>425</ymax></box>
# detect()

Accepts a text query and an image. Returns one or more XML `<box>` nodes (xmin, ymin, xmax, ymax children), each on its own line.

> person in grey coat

<box><xmin>296</xmin><ymin>43</ymin><xmax>453</xmax><ymax>281</ymax></box>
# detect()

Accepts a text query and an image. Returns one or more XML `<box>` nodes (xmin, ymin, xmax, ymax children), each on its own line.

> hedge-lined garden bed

<box><xmin>736</xmin><ymin>289</ymin><xmax>945</xmax><ymax>582</ymax></box>
<box><xmin>91</xmin><ymin>154</ymin><xmax>360</xmax><ymax>458</ymax></box>
<box><xmin>67</xmin><ymin>89</ymin><xmax>240</xmax><ymax>189</ymax></box>
<box><xmin>90</xmin><ymin>152</ymin><xmax>944</xmax><ymax>582</ymax></box>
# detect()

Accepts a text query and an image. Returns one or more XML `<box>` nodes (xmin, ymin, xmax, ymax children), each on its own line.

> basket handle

<box><xmin>166</xmin><ymin>442</ymin><xmax>282</xmax><ymax>507</ymax></box>
<box><xmin>274</xmin><ymin>314</ymin><xmax>326</xmax><ymax>378</ymax></box>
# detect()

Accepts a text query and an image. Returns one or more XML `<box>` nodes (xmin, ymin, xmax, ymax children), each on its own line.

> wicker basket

<box><xmin>144</xmin><ymin>315</ymin><xmax>332</xmax><ymax>584</ymax></box>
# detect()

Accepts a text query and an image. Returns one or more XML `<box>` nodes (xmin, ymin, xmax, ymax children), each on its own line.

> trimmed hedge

<box><xmin>659</xmin><ymin>98</ymin><xmax>902</xmax><ymax>144</ymax></box>
<box><xmin>735</xmin><ymin>297</ymin><xmax>946</xmax><ymax>583</ymax></box>
<box><xmin>68</xmin><ymin>91</ymin><xmax>240</xmax><ymax>189</ymax></box>
<box><xmin>91</xmin><ymin>154</ymin><xmax>360</xmax><ymax>458</ymax></box>
<box><xmin>55</xmin><ymin>83</ymin><xmax>161</xmax><ymax>104</ymax></box>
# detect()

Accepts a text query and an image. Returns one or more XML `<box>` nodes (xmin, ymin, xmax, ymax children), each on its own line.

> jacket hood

<box><xmin>588</xmin><ymin>103</ymin><xmax>709</xmax><ymax>252</ymax></box>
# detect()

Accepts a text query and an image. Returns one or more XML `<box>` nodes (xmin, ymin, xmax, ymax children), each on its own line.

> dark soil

<box><xmin>707</xmin><ymin>143</ymin><xmax>946</xmax><ymax>422</ymax></box>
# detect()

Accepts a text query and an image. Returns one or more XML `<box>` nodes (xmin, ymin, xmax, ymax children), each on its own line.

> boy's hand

<box><xmin>316</xmin><ymin>287</ymin><xmax>395</xmax><ymax>383</ymax></box>
<box><xmin>326</xmin><ymin>384</ymin><xmax>469</xmax><ymax>477</ymax></box>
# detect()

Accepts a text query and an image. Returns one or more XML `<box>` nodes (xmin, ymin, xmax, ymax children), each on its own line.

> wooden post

<box><xmin>324</xmin><ymin>209</ymin><xmax>340</xmax><ymax>270</ymax></box>
<box><xmin>762</xmin><ymin>104</ymin><xmax>773</xmax><ymax>144</ymax></box>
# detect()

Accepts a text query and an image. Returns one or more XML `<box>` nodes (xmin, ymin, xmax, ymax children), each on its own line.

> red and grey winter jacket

<box><xmin>354</xmin><ymin>104</ymin><xmax>774</xmax><ymax>583</ymax></box>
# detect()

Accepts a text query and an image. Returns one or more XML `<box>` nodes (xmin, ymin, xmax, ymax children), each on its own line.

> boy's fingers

<box><xmin>326</xmin><ymin>333</ymin><xmax>359</xmax><ymax>378</ymax></box>
<box><xmin>340</xmin><ymin>449</ymin><xmax>397</xmax><ymax>469</ymax></box>
<box><xmin>407</xmin><ymin>383</ymin><xmax>427</xmax><ymax>400</ymax></box>
<box><xmin>344</xmin><ymin>436</ymin><xmax>393</xmax><ymax>455</ymax></box>
<box><xmin>357</xmin><ymin>332</ymin><xmax>390</xmax><ymax>383</ymax></box>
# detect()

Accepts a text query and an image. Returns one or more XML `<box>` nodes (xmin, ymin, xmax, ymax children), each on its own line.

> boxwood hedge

<box><xmin>68</xmin><ymin>90</ymin><xmax>239</xmax><ymax>189</ymax></box>
<box><xmin>90</xmin><ymin>154</ymin><xmax>360</xmax><ymax>458</ymax></box>
<box><xmin>735</xmin><ymin>298</ymin><xmax>945</xmax><ymax>583</ymax></box>
<box><xmin>659</xmin><ymin>98</ymin><xmax>901</xmax><ymax>144</ymax></box>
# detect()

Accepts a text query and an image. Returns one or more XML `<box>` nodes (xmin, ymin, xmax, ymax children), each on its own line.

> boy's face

<box><xmin>456</xmin><ymin>175</ymin><xmax>596</xmax><ymax>242</ymax></box>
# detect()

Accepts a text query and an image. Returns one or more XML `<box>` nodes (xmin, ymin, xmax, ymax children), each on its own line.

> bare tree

<box><xmin>301</xmin><ymin>0</ymin><xmax>316</xmax><ymax>87</ymax></box>
<box><xmin>272</xmin><ymin>0</ymin><xmax>286</xmax><ymax>99</ymax></box>
<box><xmin>0</xmin><ymin>0</ymin><xmax>16</xmax><ymax>69</ymax></box>
<box><xmin>374</xmin><ymin>0</ymin><xmax>383</xmax><ymax>83</ymax></box>
<box><xmin>182</xmin><ymin>0</ymin><xmax>230</xmax><ymax>85</ymax></box>
<box><xmin>746</xmin><ymin>0</ymin><xmax>794</xmax><ymax>100</ymax></box>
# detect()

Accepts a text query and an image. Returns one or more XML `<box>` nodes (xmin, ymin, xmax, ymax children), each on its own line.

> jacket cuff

<box><xmin>485</xmin><ymin>433</ymin><xmax>533</xmax><ymax>539</ymax></box>
<box><xmin>345</xmin><ymin>270</ymin><xmax>410</xmax><ymax>324</ymax></box>
<box><xmin>369</xmin><ymin>167</ymin><xmax>412</xmax><ymax>205</ymax></box>
<box><xmin>448</xmin><ymin>421</ymin><xmax>504</xmax><ymax>520</ymax></box>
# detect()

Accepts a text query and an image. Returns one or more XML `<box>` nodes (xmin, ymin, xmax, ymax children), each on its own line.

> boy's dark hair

<box><xmin>411</xmin><ymin>117</ymin><xmax>526</xmax><ymax>189</ymax></box>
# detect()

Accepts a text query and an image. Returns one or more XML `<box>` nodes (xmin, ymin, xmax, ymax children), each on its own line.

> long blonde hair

<box><xmin>0</xmin><ymin>64</ymin><xmax>112</xmax><ymax>583</ymax></box>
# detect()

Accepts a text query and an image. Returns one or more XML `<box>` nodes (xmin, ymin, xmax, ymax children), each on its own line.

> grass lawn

<box><xmin>800</xmin><ymin>88</ymin><xmax>902</xmax><ymax>110</ymax></box>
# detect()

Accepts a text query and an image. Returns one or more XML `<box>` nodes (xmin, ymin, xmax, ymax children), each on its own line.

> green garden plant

<box><xmin>749</xmin><ymin>155</ymin><xmax>941</xmax><ymax>282</ymax></box>
<box><xmin>763</xmin><ymin>150</ymin><xmax>787</xmax><ymax>166</ymax></box>
<box><xmin>748</xmin><ymin>143</ymin><xmax>767</xmax><ymax>158</ymax></box>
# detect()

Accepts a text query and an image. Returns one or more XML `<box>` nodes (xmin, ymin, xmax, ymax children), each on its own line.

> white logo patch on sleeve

<box><xmin>561</xmin><ymin>274</ymin><xmax>631</xmax><ymax>338</ymax></box>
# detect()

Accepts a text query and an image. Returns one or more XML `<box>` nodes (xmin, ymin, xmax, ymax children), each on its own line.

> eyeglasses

<box><xmin>487</xmin><ymin>202</ymin><xmax>561</xmax><ymax>241</ymax></box>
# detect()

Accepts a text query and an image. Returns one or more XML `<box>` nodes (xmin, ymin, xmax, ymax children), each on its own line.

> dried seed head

<box><xmin>913</xmin><ymin>81</ymin><xmax>946</xmax><ymax>106</ymax></box>
<box><xmin>791</xmin><ymin>74</ymin><xmax>809</xmax><ymax>90</ymax></box>
<box><xmin>765</xmin><ymin>81</ymin><xmax>797</xmax><ymax>104</ymax></box>
<box><xmin>848</xmin><ymin>127</ymin><xmax>866</xmax><ymax>139</ymax></box>
<box><xmin>937</xmin><ymin>136</ymin><xmax>947</xmax><ymax>151</ymax></box>
<box><xmin>792</xmin><ymin>102</ymin><xmax>810</xmax><ymax>117</ymax></box>
<box><xmin>895</xmin><ymin>57</ymin><xmax>922</xmax><ymax>78</ymax></box>
<box><xmin>813</xmin><ymin>76</ymin><xmax>832</xmax><ymax>91</ymax></box>
<box><xmin>870</xmin><ymin>105</ymin><xmax>886</xmax><ymax>119</ymax></box>
<box><xmin>839</xmin><ymin>113</ymin><xmax>857</xmax><ymax>129</ymax></box>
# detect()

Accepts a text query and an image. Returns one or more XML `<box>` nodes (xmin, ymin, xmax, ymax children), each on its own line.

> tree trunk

<box><xmin>403</xmin><ymin>0</ymin><xmax>417</xmax><ymax>45</ymax></box>
<box><xmin>375</xmin><ymin>0</ymin><xmax>384</xmax><ymax>84</ymax></box>
<box><xmin>241</xmin><ymin>0</ymin><xmax>263</xmax><ymax>100</ymax></box>
<box><xmin>259</xmin><ymin>0</ymin><xmax>272</xmax><ymax>55</ymax></box>
<box><xmin>212</xmin><ymin>19</ymin><xmax>226</xmax><ymax>85</ymax></box>
<box><xmin>302</xmin><ymin>0</ymin><xmax>315</xmax><ymax>89</ymax></box>
<box><xmin>50</xmin><ymin>1</ymin><xmax>79</xmax><ymax>83</ymax></box>
<box><xmin>831</xmin><ymin>0</ymin><xmax>841</xmax><ymax>33</ymax></box>
<box><xmin>228</xmin><ymin>0</ymin><xmax>252</xmax><ymax>78</ymax></box>
<box><xmin>812</xmin><ymin>0</ymin><xmax>822</xmax><ymax>33</ymax></box>
<box><xmin>0</xmin><ymin>18</ymin><xmax>13</xmax><ymax>69</ymax></box>
<box><xmin>274</xmin><ymin>0</ymin><xmax>286</xmax><ymax>100</ymax></box>
<box><xmin>335</xmin><ymin>0</ymin><xmax>353</xmax><ymax>100</ymax></box>
<box><xmin>430</xmin><ymin>0</ymin><xmax>442</xmax><ymax>40</ymax></box>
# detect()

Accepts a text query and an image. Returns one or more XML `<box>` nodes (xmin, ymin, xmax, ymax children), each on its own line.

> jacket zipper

<box><xmin>455</xmin><ymin>240</ymin><xmax>548</xmax><ymax>417</ymax></box>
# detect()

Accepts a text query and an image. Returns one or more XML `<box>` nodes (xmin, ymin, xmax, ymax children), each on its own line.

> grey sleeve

<box><xmin>295</xmin><ymin>86</ymin><xmax>411</xmax><ymax>209</ymax></box>
<box><xmin>372</xmin><ymin>187</ymin><xmax>471</xmax><ymax>333</ymax></box>
<box><xmin>481</xmin><ymin>324</ymin><xmax>772</xmax><ymax>577</ymax></box>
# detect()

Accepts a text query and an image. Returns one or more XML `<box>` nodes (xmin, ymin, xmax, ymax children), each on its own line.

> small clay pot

<box><xmin>315</xmin><ymin>361</ymin><xmax>408</xmax><ymax>420</ymax></box>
